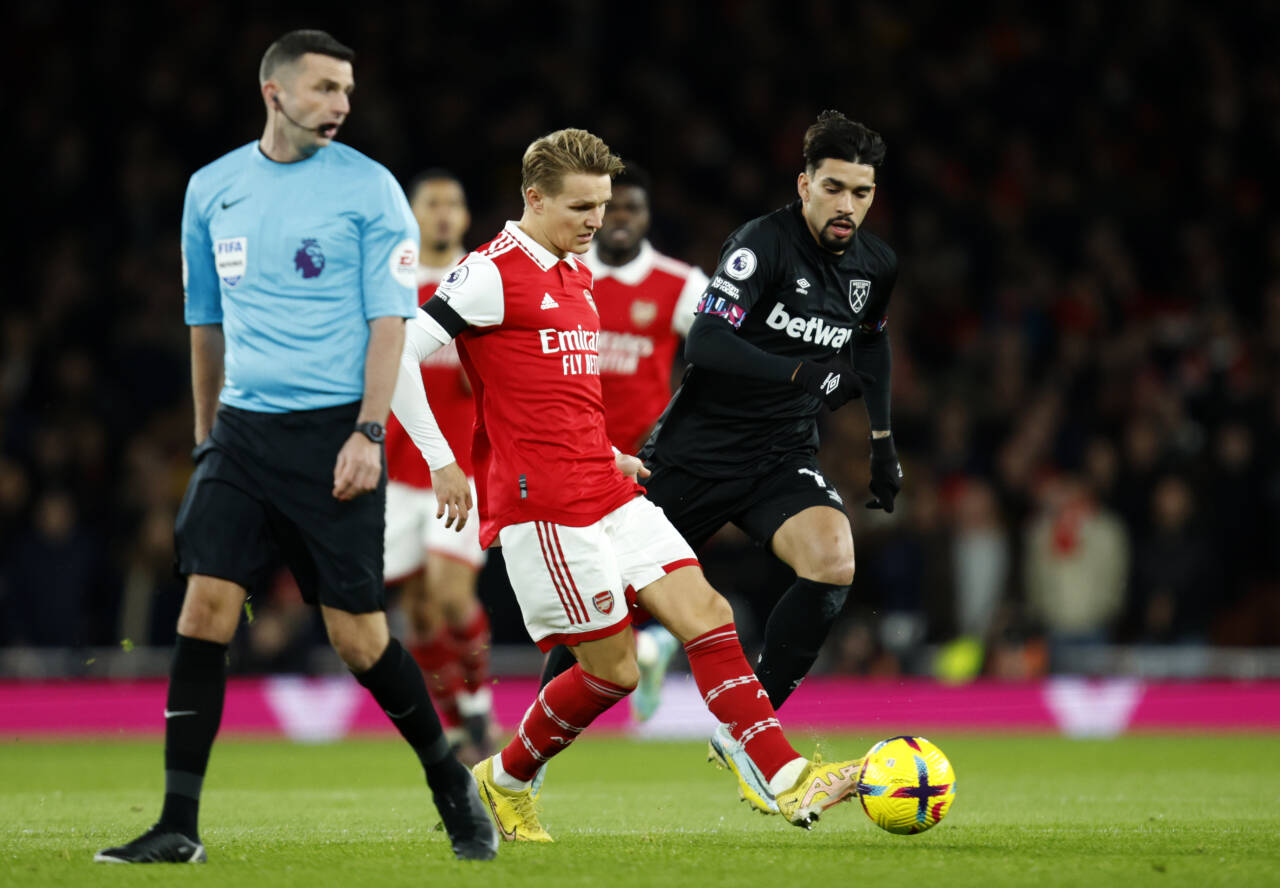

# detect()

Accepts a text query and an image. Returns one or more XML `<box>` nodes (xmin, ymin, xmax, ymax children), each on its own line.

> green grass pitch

<box><xmin>3</xmin><ymin>733</ymin><xmax>1278</xmax><ymax>887</ymax></box>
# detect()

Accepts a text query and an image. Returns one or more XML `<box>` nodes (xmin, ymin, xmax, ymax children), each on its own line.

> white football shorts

<box><xmin>497</xmin><ymin>494</ymin><xmax>699</xmax><ymax>651</ymax></box>
<box><xmin>384</xmin><ymin>479</ymin><xmax>485</xmax><ymax>582</ymax></box>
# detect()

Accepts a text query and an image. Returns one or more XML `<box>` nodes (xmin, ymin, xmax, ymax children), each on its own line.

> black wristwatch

<box><xmin>355</xmin><ymin>421</ymin><xmax>385</xmax><ymax>444</ymax></box>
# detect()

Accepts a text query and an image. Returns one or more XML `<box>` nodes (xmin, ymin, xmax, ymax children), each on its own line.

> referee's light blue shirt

<box><xmin>181</xmin><ymin>141</ymin><xmax>419</xmax><ymax>413</ymax></box>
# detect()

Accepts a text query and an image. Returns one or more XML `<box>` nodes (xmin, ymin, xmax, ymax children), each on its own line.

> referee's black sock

<box><xmin>754</xmin><ymin>577</ymin><xmax>851</xmax><ymax>709</ymax></box>
<box><xmin>158</xmin><ymin>634</ymin><xmax>228</xmax><ymax>838</ymax></box>
<box><xmin>355</xmin><ymin>638</ymin><xmax>468</xmax><ymax>794</ymax></box>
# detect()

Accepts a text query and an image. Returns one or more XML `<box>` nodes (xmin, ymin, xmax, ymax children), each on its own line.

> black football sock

<box><xmin>755</xmin><ymin>577</ymin><xmax>851</xmax><ymax>709</ymax></box>
<box><xmin>355</xmin><ymin>638</ymin><xmax>465</xmax><ymax>793</ymax></box>
<box><xmin>539</xmin><ymin>644</ymin><xmax>577</xmax><ymax>690</ymax></box>
<box><xmin>158</xmin><ymin>635</ymin><xmax>228</xmax><ymax>837</ymax></box>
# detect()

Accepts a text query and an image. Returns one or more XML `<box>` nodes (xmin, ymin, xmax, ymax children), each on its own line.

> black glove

<box><xmin>792</xmin><ymin>360</ymin><xmax>875</xmax><ymax>411</ymax></box>
<box><xmin>866</xmin><ymin>434</ymin><xmax>903</xmax><ymax>513</ymax></box>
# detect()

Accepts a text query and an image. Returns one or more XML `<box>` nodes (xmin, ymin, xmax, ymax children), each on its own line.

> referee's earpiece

<box><xmin>271</xmin><ymin>94</ymin><xmax>324</xmax><ymax>133</ymax></box>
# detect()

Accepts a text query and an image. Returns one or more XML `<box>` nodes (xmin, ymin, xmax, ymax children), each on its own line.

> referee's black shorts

<box><xmin>642</xmin><ymin>454</ymin><xmax>849</xmax><ymax>551</ymax></box>
<box><xmin>174</xmin><ymin>401</ymin><xmax>387</xmax><ymax>614</ymax></box>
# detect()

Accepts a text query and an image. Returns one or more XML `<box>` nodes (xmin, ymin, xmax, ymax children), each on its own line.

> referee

<box><xmin>96</xmin><ymin>31</ymin><xmax>496</xmax><ymax>864</ymax></box>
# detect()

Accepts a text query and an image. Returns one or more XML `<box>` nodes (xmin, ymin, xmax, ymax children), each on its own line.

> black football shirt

<box><xmin>642</xmin><ymin>201</ymin><xmax>897</xmax><ymax>477</ymax></box>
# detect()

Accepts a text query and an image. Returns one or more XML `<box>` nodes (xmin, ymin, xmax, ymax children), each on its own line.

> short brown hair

<box><xmin>259</xmin><ymin>30</ymin><xmax>354</xmax><ymax>85</ymax></box>
<box><xmin>520</xmin><ymin>129</ymin><xmax>624</xmax><ymax>197</ymax></box>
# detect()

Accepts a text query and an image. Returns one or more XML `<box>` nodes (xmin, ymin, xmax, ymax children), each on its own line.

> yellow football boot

<box><xmin>774</xmin><ymin>755</ymin><xmax>865</xmax><ymax>829</ymax></box>
<box><xmin>471</xmin><ymin>756</ymin><xmax>553</xmax><ymax>842</ymax></box>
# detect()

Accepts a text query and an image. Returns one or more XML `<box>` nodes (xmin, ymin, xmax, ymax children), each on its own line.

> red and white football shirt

<box><xmin>385</xmin><ymin>260</ymin><xmax>476</xmax><ymax>488</ymax></box>
<box><xmin>586</xmin><ymin>241</ymin><xmax>708</xmax><ymax>453</ymax></box>
<box><xmin>406</xmin><ymin>221</ymin><xmax>642</xmax><ymax>548</ymax></box>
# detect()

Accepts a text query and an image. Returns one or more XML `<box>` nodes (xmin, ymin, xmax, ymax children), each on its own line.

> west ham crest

<box><xmin>849</xmin><ymin>279</ymin><xmax>871</xmax><ymax>313</ymax></box>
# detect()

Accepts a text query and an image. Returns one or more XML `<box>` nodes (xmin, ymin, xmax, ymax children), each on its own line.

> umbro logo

<box><xmin>220</xmin><ymin>195</ymin><xmax>249</xmax><ymax>210</ymax></box>
<box><xmin>798</xmin><ymin>467</ymin><xmax>828</xmax><ymax>488</ymax></box>
<box><xmin>820</xmin><ymin>372</ymin><xmax>840</xmax><ymax>395</ymax></box>
<box><xmin>540</xmin><ymin>293</ymin><xmax>559</xmax><ymax>310</ymax></box>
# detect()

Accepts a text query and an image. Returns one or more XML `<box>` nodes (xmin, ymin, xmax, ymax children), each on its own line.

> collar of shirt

<box><xmin>503</xmin><ymin>220</ymin><xmax>579</xmax><ymax>272</ymax></box>
<box><xmin>584</xmin><ymin>239</ymin><xmax>654</xmax><ymax>285</ymax></box>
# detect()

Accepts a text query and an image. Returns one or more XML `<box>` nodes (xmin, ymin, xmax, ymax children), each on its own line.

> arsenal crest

<box><xmin>849</xmin><ymin>279</ymin><xmax>871</xmax><ymax>313</ymax></box>
<box><xmin>592</xmin><ymin>591</ymin><xmax>615</xmax><ymax>615</ymax></box>
<box><xmin>630</xmin><ymin>299</ymin><xmax>658</xmax><ymax>328</ymax></box>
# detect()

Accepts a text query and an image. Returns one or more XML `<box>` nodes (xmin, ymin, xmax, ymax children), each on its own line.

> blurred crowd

<box><xmin>3</xmin><ymin>1</ymin><xmax>1278</xmax><ymax>675</ymax></box>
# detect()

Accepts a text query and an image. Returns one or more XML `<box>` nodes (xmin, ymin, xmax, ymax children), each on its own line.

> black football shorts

<box><xmin>641</xmin><ymin>454</ymin><xmax>848</xmax><ymax>551</ymax></box>
<box><xmin>174</xmin><ymin>401</ymin><xmax>387</xmax><ymax>613</ymax></box>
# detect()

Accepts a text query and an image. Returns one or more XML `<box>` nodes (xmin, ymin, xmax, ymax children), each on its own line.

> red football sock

<box><xmin>685</xmin><ymin>623</ymin><xmax>800</xmax><ymax>781</ymax></box>
<box><xmin>410</xmin><ymin>634</ymin><xmax>464</xmax><ymax>728</ymax></box>
<box><xmin>498</xmin><ymin>663</ymin><xmax>631</xmax><ymax>781</ymax></box>
<box><xmin>449</xmin><ymin>606</ymin><xmax>491</xmax><ymax>694</ymax></box>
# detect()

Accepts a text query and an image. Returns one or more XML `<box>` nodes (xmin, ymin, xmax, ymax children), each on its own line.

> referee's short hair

<box><xmin>803</xmin><ymin>110</ymin><xmax>886</xmax><ymax>172</ymax></box>
<box><xmin>521</xmin><ymin>129</ymin><xmax>624</xmax><ymax>198</ymax></box>
<box><xmin>259</xmin><ymin>30</ymin><xmax>355</xmax><ymax>85</ymax></box>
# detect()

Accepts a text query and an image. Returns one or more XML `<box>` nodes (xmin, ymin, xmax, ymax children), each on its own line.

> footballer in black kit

<box><xmin>641</xmin><ymin>201</ymin><xmax>896</xmax><ymax>491</ymax></box>
<box><xmin>641</xmin><ymin>110</ymin><xmax>904</xmax><ymax>713</ymax></box>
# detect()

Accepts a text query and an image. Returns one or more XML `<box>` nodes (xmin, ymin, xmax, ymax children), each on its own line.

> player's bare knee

<box><xmin>323</xmin><ymin>609</ymin><xmax>390</xmax><ymax>673</ymax></box>
<box><xmin>573</xmin><ymin>634</ymin><xmax>639</xmax><ymax>689</ymax></box>
<box><xmin>176</xmin><ymin>581</ymin><xmax>242</xmax><ymax>641</ymax></box>
<box><xmin>591</xmin><ymin>656</ymin><xmax>639</xmax><ymax>689</ymax></box>
<box><xmin>330</xmin><ymin>631</ymin><xmax>384</xmax><ymax>673</ymax></box>
<box><xmin>701</xmin><ymin>589</ymin><xmax>735</xmax><ymax>627</ymax></box>
<box><xmin>800</xmin><ymin>550</ymin><xmax>855</xmax><ymax>587</ymax></box>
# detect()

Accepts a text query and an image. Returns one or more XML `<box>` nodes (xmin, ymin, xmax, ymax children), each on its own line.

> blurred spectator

<box><xmin>950</xmin><ymin>478</ymin><xmax>1010</xmax><ymax>642</ymax></box>
<box><xmin>116</xmin><ymin>506</ymin><xmax>185</xmax><ymax>646</ymax></box>
<box><xmin>2</xmin><ymin>489</ymin><xmax>106</xmax><ymax>646</ymax></box>
<box><xmin>1131</xmin><ymin>475</ymin><xmax>1213</xmax><ymax>643</ymax></box>
<box><xmin>1024</xmin><ymin>476</ymin><xmax>1129</xmax><ymax>663</ymax></box>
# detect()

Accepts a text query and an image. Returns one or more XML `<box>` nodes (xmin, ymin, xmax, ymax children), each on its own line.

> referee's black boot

<box><xmin>94</xmin><ymin>823</ymin><xmax>207</xmax><ymax>863</ymax></box>
<box><xmin>434</xmin><ymin>770</ymin><xmax>499</xmax><ymax>861</ymax></box>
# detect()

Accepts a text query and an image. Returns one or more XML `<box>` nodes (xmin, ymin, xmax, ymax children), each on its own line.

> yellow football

<box><xmin>856</xmin><ymin>736</ymin><xmax>956</xmax><ymax>834</ymax></box>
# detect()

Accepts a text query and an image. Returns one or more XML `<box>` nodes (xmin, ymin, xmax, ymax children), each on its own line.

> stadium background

<box><xmin>3</xmin><ymin>0</ymin><xmax>1278</xmax><ymax>691</ymax></box>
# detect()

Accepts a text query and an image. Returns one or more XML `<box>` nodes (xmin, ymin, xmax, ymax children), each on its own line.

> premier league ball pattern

<box><xmin>856</xmin><ymin>736</ymin><xmax>956</xmax><ymax>835</ymax></box>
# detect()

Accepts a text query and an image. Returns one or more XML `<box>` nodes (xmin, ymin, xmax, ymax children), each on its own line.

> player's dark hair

<box><xmin>259</xmin><ymin>30</ymin><xmax>355</xmax><ymax>84</ymax></box>
<box><xmin>613</xmin><ymin>163</ymin><xmax>651</xmax><ymax>195</ymax></box>
<box><xmin>407</xmin><ymin>168</ymin><xmax>465</xmax><ymax>203</ymax></box>
<box><xmin>803</xmin><ymin>110</ymin><xmax>886</xmax><ymax>172</ymax></box>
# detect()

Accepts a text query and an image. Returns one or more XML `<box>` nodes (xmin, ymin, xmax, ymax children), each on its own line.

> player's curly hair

<box><xmin>803</xmin><ymin>110</ymin><xmax>886</xmax><ymax>171</ymax></box>
<box><xmin>521</xmin><ymin>129</ymin><xmax>625</xmax><ymax>198</ymax></box>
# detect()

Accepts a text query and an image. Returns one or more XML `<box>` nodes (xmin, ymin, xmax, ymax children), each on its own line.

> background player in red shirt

<box><xmin>391</xmin><ymin>129</ymin><xmax>864</xmax><ymax>841</ymax></box>
<box><xmin>584</xmin><ymin>163</ymin><xmax>707</xmax><ymax>721</ymax></box>
<box><xmin>589</xmin><ymin>164</ymin><xmax>708</xmax><ymax>454</ymax></box>
<box><xmin>383</xmin><ymin>170</ymin><xmax>494</xmax><ymax>761</ymax></box>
